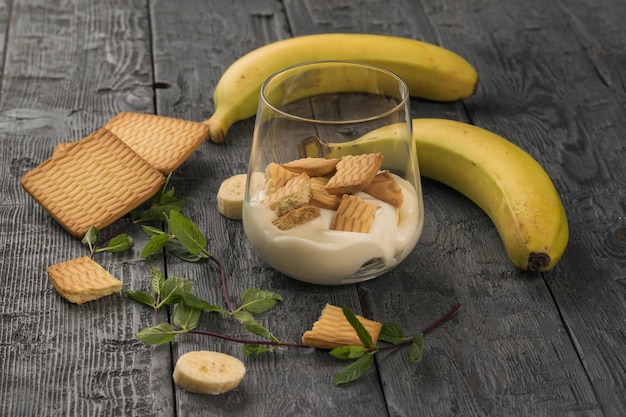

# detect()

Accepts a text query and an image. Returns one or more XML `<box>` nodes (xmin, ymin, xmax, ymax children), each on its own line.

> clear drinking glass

<box><xmin>243</xmin><ymin>61</ymin><xmax>424</xmax><ymax>285</ymax></box>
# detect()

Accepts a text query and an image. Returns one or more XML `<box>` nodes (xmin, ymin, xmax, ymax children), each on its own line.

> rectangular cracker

<box><xmin>281</xmin><ymin>157</ymin><xmax>340</xmax><ymax>177</ymax></box>
<box><xmin>302</xmin><ymin>304</ymin><xmax>382</xmax><ymax>349</ymax></box>
<box><xmin>104</xmin><ymin>112</ymin><xmax>209</xmax><ymax>174</ymax></box>
<box><xmin>263</xmin><ymin>172</ymin><xmax>311</xmax><ymax>217</ymax></box>
<box><xmin>272</xmin><ymin>205</ymin><xmax>320</xmax><ymax>231</ymax></box>
<box><xmin>47</xmin><ymin>256</ymin><xmax>123</xmax><ymax>304</ymax></box>
<box><xmin>363</xmin><ymin>170</ymin><xmax>404</xmax><ymax>208</ymax></box>
<box><xmin>324</xmin><ymin>152</ymin><xmax>383</xmax><ymax>195</ymax></box>
<box><xmin>330</xmin><ymin>194</ymin><xmax>376</xmax><ymax>233</ymax></box>
<box><xmin>20</xmin><ymin>128</ymin><xmax>165</xmax><ymax>238</ymax></box>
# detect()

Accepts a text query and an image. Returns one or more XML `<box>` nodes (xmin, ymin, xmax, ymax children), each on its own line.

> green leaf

<box><xmin>141</xmin><ymin>225</ymin><xmax>166</xmax><ymax>238</ymax></box>
<box><xmin>141</xmin><ymin>234</ymin><xmax>171</xmax><ymax>258</ymax></box>
<box><xmin>173</xmin><ymin>303</ymin><xmax>202</xmax><ymax>331</ymax></box>
<box><xmin>182</xmin><ymin>292</ymin><xmax>226</xmax><ymax>313</ymax></box>
<box><xmin>242</xmin><ymin>344</ymin><xmax>274</xmax><ymax>356</ymax></box>
<box><xmin>332</xmin><ymin>353</ymin><xmax>375</xmax><ymax>386</ymax></box>
<box><xmin>164</xmin><ymin>241</ymin><xmax>208</xmax><ymax>262</ymax></box>
<box><xmin>379</xmin><ymin>321</ymin><xmax>406</xmax><ymax>344</ymax></box>
<box><xmin>97</xmin><ymin>234</ymin><xmax>133</xmax><ymax>253</ymax></box>
<box><xmin>341</xmin><ymin>306</ymin><xmax>373</xmax><ymax>348</ymax></box>
<box><xmin>240</xmin><ymin>288</ymin><xmax>283</xmax><ymax>314</ymax></box>
<box><xmin>136</xmin><ymin>322</ymin><xmax>177</xmax><ymax>345</ymax></box>
<box><xmin>167</xmin><ymin>211</ymin><xmax>207</xmax><ymax>255</ymax></box>
<box><xmin>81</xmin><ymin>226</ymin><xmax>99</xmax><ymax>250</ymax></box>
<box><xmin>329</xmin><ymin>345</ymin><xmax>368</xmax><ymax>360</ymax></box>
<box><xmin>159</xmin><ymin>276</ymin><xmax>193</xmax><ymax>306</ymax></box>
<box><xmin>233</xmin><ymin>310</ymin><xmax>271</xmax><ymax>338</ymax></box>
<box><xmin>126</xmin><ymin>290</ymin><xmax>155</xmax><ymax>308</ymax></box>
<box><xmin>150</xmin><ymin>265</ymin><xmax>166</xmax><ymax>295</ymax></box>
<box><xmin>407</xmin><ymin>333</ymin><xmax>424</xmax><ymax>365</ymax></box>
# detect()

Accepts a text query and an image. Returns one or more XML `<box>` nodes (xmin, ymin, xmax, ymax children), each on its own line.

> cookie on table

<box><xmin>47</xmin><ymin>256</ymin><xmax>123</xmax><ymax>304</ymax></box>
<box><xmin>104</xmin><ymin>111</ymin><xmax>210</xmax><ymax>174</ymax></box>
<box><xmin>302</xmin><ymin>304</ymin><xmax>382</xmax><ymax>349</ymax></box>
<box><xmin>20</xmin><ymin>128</ymin><xmax>165</xmax><ymax>238</ymax></box>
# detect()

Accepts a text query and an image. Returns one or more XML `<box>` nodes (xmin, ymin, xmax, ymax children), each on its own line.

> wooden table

<box><xmin>1</xmin><ymin>0</ymin><xmax>625</xmax><ymax>416</ymax></box>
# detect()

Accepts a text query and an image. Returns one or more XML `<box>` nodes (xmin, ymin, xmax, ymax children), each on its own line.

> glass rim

<box><xmin>259</xmin><ymin>60</ymin><xmax>410</xmax><ymax>125</ymax></box>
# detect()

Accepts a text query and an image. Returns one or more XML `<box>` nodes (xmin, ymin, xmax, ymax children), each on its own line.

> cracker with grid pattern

<box><xmin>104</xmin><ymin>112</ymin><xmax>209</xmax><ymax>174</ymax></box>
<box><xmin>302</xmin><ymin>304</ymin><xmax>382</xmax><ymax>350</ymax></box>
<box><xmin>47</xmin><ymin>256</ymin><xmax>123</xmax><ymax>304</ymax></box>
<box><xmin>324</xmin><ymin>152</ymin><xmax>384</xmax><ymax>195</ymax></box>
<box><xmin>20</xmin><ymin>128</ymin><xmax>165</xmax><ymax>238</ymax></box>
<box><xmin>262</xmin><ymin>172</ymin><xmax>312</xmax><ymax>217</ymax></box>
<box><xmin>330</xmin><ymin>194</ymin><xmax>376</xmax><ymax>233</ymax></box>
<box><xmin>281</xmin><ymin>157</ymin><xmax>340</xmax><ymax>177</ymax></box>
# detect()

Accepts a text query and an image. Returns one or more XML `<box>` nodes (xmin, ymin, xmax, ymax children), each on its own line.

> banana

<box><xmin>204</xmin><ymin>33</ymin><xmax>478</xmax><ymax>143</ymax></box>
<box><xmin>301</xmin><ymin>119</ymin><xmax>569</xmax><ymax>272</ymax></box>
<box><xmin>172</xmin><ymin>350</ymin><xmax>246</xmax><ymax>395</ymax></box>
<box><xmin>217</xmin><ymin>174</ymin><xmax>247</xmax><ymax>219</ymax></box>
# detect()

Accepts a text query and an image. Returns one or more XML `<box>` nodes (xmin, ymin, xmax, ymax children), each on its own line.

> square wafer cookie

<box><xmin>47</xmin><ymin>256</ymin><xmax>123</xmax><ymax>304</ymax></box>
<box><xmin>104</xmin><ymin>112</ymin><xmax>209</xmax><ymax>174</ymax></box>
<box><xmin>330</xmin><ymin>194</ymin><xmax>376</xmax><ymax>233</ymax></box>
<box><xmin>324</xmin><ymin>152</ymin><xmax>384</xmax><ymax>195</ymax></box>
<box><xmin>281</xmin><ymin>157</ymin><xmax>340</xmax><ymax>177</ymax></box>
<box><xmin>20</xmin><ymin>128</ymin><xmax>165</xmax><ymax>238</ymax></box>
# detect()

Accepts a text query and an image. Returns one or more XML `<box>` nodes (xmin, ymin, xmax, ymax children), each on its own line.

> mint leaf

<box><xmin>329</xmin><ymin>345</ymin><xmax>368</xmax><ymax>360</ymax></box>
<box><xmin>136</xmin><ymin>322</ymin><xmax>177</xmax><ymax>345</ymax></box>
<box><xmin>142</xmin><ymin>234</ymin><xmax>170</xmax><ymax>258</ymax></box>
<box><xmin>173</xmin><ymin>303</ymin><xmax>201</xmax><ymax>331</ymax></box>
<box><xmin>233</xmin><ymin>310</ymin><xmax>272</xmax><ymax>338</ymax></box>
<box><xmin>81</xmin><ymin>226</ymin><xmax>99</xmax><ymax>251</ymax></box>
<box><xmin>379</xmin><ymin>321</ymin><xmax>406</xmax><ymax>344</ymax></box>
<box><xmin>240</xmin><ymin>288</ymin><xmax>283</xmax><ymax>314</ymax></box>
<box><xmin>141</xmin><ymin>225</ymin><xmax>166</xmax><ymax>237</ymax></box>
<box><xmin>333</xmin><ymin>353</ymin><xmax>375</xmax><ymax>386</ymax></box>
<box><xmin>97</xmin><ymin>234</ymin><xmax>133</xmax><ymax>253</ymax></box>
<box><xmin>242</xmin><ymin>344</ymin><xmax>274</xmax><ymax>356</ymax></box>
<box><xmin>407</xmin><ymin>333</ymin><xmax>424</xmax><ymax>365</ymax></box>
<box><xmin>182</xmin><ymin>292</ymin><xmax>226</xmax><ymax>313</ymax></box>
<box><xmin>150</xmin><ymin>265</ymin><xmax>166</xmax><ymax>295</ymax></box>
<box><xmin>126</xmin><ymin>290</ymin><xmax>155</xmax><ymax>308</ymax></box>
<box><xmin>341</xmin><ymin>306</ymin><xmax>373</xmax><ymax>348</ymax></box>
<box><xmin>164</xmin><ymin>241</ymin><xmax>208</xmax><ymax>262</ymax></box>
<box><xmin>167</xmin><ymin>211</ymin><xmax>207</xmax><ymax>255</ymax></box>
<box><xmin>159</xmin><ymin>276</ymin><xmax>192</xmax><ymax>306</ymax></box>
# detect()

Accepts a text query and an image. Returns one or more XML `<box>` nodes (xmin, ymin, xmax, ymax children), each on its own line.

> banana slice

<box><xmin>172</xmin><ymin>350</ymin><xmax>246</xmax><ymax>395</ymax></box>
<box><xmin>216</xmin><ymin>174</ymin><xmax>247</xmax><ymax>219</ymax></box>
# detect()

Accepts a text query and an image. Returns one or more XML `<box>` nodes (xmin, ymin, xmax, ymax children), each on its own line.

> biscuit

<box><xmin>324</xmin><ymin>153</ymin><xmax>383</xmax><ymax>195</ymax></box>
<box><xmin>310</xmin><ymin>176</ymin><xmax>342</xmax><ymax>210</ymax></box>
<box><xmin>281</xmin><ymin>157</ymin><xmax>340</xmax><ymax>177</ymax></box>
<box><xmin>272</xmin><ymin>205</ymin><xmax>320</xmax><ymax>231</ymax></box>
<box><xmin>47</xmin><ymin>256</ymin><xmax>123</xmax><ymax>304</ymax></box>
<box><xmin>263</xmin><ymin>172</ymin><xmax>311</xmax><ymax>217</ymax></box>
<box><xmin>302</xmin><ymin>304</ymin><xmax>382</xmax><ymax>350</ymax></box>
<box><xmin>264</xmin><ymin>163</ymin><xmax>299</xmax><ymax>195</ymax></box>
<box><xmin>104</xmin><ymin>112</ymin><xmax>209</xmax><ymax>174</ymax></box>
<box><xmin>330</xmin><ymin>194</ymin><xmax>376</xmax><ymax>233</ymax></box>
<box><xmin>363</xmin><ymin>170</ymin><xmax>404</xmax><ymax>208</ymax></box>
<box><xmin>20</xmin><ymin>128</ymin><xmax>165</xmax><ymax>238</ymax></box>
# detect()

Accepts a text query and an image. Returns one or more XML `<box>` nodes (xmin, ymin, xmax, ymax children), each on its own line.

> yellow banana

<box><xmin>204</xmin><ymin>33</ymin><xmax>478</xmax><ymax>143</ymax></box>
<box><xmin>301</xmin><ymin>119</ymin><xmax>569</xmax><ymax>272</ymax></box>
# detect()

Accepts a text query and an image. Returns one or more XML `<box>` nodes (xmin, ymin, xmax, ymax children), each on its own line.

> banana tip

<box><xmin>203</xmin><ymin>118</ymin><xmax>226</xmax><ymax>144</ymax></box>
<box><xmin>526</xmin><ymin>252</ymin><xmax>552</xmax><ymax>272</ymax></box>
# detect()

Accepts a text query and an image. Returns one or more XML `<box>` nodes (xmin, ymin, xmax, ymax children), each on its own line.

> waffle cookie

<box><xmin>324</xmin><ymin>152</ymin><xmax>383</xmax><ymax>195</ymax></box>
<box><xmin>104</xmin><ymin>112</ymin><xmax>209</xmax><ymax>174</ymax></box>
<box><xmin>20</xmin><ymin>128</ymin><xmax>165</xmax><ymax>238</ymax></box>
<box><xmin>272</xmin><ymin>205</ymin><xmax>321</xmax><ymax>231</ymax></box>
<box><xmin>47</xmin><ymin>256</ymin><xmax>123</xmax><ymax>304</ymax></box>
<box><xmin>330</xmin><ymin>194</ymin><xmax>376</xmax><ymax>233</ymax></box>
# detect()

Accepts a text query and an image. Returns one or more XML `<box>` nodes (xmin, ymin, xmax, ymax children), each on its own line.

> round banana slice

<box><xmin>216</xmin><ymin>174</ymin><xmax>247</xmax><ymax>219</ymax></box>
<box><xmin>172</xmin><ymin>350</ymin><xmax>246</xmax><ymax>395</ymax></box>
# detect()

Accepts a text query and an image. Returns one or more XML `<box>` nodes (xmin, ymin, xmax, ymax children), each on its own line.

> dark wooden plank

<box><xmin>0</xmin><ymin>0</ymin><xmax>173</xmax><ymax>416</ymax></box>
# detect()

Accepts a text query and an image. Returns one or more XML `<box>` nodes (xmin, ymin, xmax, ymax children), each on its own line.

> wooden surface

<box><xmin>1</xmin><ymin>0</ymin><xmax>625</xmax><ymax>416</ymax></box>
